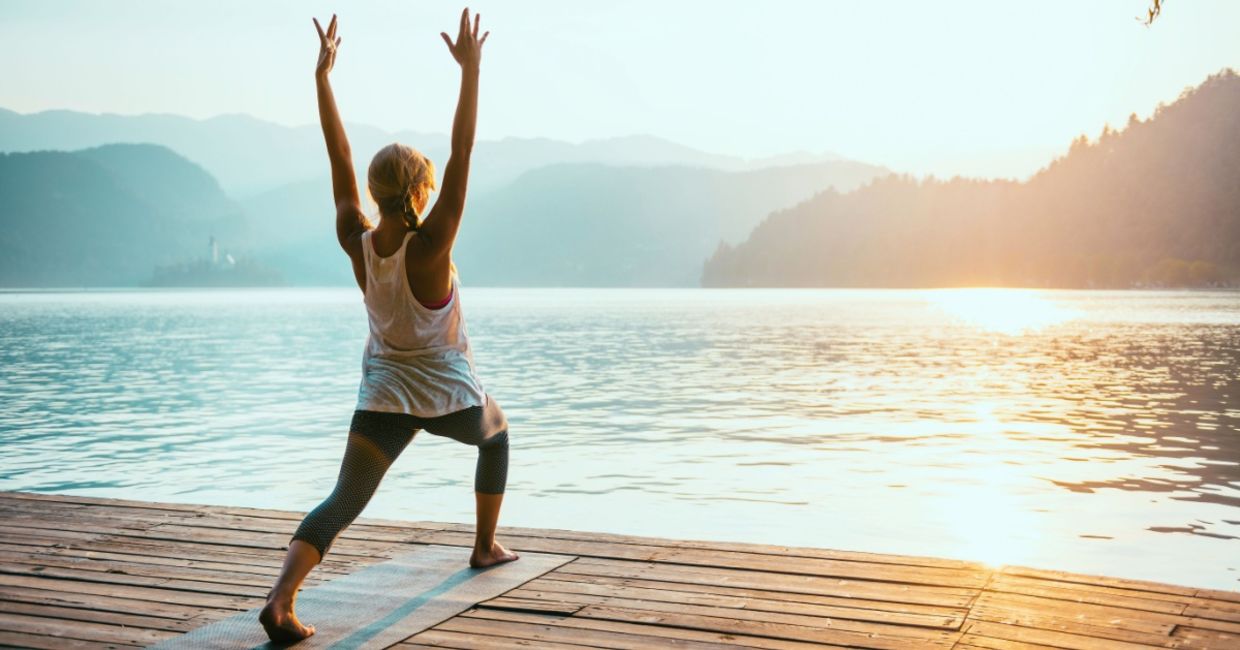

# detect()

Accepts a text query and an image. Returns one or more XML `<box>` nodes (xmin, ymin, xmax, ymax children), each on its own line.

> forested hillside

<box><xmin>703</xmin><ymin>69</ymin><xmax>1240</xmax><ymax>288</ymax></box>
<box><xmin>0</xmin><ymin>145</ymin><xmax>248</xmax><ymax>286</ymax></box>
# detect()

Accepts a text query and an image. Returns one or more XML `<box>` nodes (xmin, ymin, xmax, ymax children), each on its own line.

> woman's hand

<box><xmin>440</xmin><ymin>8</ymin><xmax>489</xmax><ymax>70</ymax></box>
<box><xmin>313</xmin><ymin>14</ymin><xmax>341</xmax><ymax>79</ymax></box>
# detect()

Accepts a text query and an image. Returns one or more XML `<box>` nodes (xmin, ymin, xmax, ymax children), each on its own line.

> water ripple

<box><xmin>1</xmin><ymin>287</ymin><xmax>1237</xmax><ymax>589</ymax></box>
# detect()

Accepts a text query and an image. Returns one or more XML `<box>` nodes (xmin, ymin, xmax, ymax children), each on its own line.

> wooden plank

<box><xmin>0</xmin><ymin>561</ymin><xmax>269</xmax><ymax>598</ymax></box>
<box><xmin>0</xmin><ymin>571</ymin><xmax>261</xmax><ymax>610</ymax></box>
<box><xmin>510</xmin><ymin>592</ymin><xmax>959</xmax><ymax>640</ymax></box>
<box><xmin>1000</xmin><ymin>566</ymin><xmax>1198</xmax><ymax>598</ymax></box>
<box><xmin>574</xmin><ymin>605</ymin><xmax>958</xmax><ymax>650</ymax></box>
<box><xmin>1184</xmin><ymin>598</ymin><xmax>1240</xmax><ymax>623</ymax></box>
<box><xmin>0</xmin><ymin>491</ymin><xmax>447</xmax><ymax>531</ymax></box>
<box><xmin>540</xmin><ymin>570</ymin><xmax>969</xmax><ymax>619</ymax></box>
<box><xmin>0</xmin><ymin>584</ymin><xmax>198</xmax><ymax>620</ymax></box>
<box><xmin>480</xmin><ymin>595</ymin><xmax>585</xmax><ymax>615</ymax></box>
<box><xmin>0</xmin><ymin>540</ymin><xmax>358</xmax><ymax>579</ymax></box>
<box><xmin>462</xmin><ymin>608</ymin><xmax>851</xmax><ymax>650</ymax></box>
<box><xmin>62</xmin><ymin>523</ymin><xmax>402</xmax><ymax>561</ymax></box>
<box><xmin>0</xmin><ymin>491</ymin><xmax>311</xmax><ymax>522</ymax></box>
<box><xmin>954</xmin><ymin>645</ymin><xmax>1047</xmax><ymax>650</ymax></box>
<box><xmin>653</xmin><ymin>547</ymin><xmax>988</xmax><ymax>589</ymax></box>
<box><xmin>434</xmin><ymin>614</ymin><xmax>750</xmax><ymax>650</ymax></box>
<box><xmin>0</xmin><ymin>497</ymin><xmax>441</xmax><ymax>550</ymax></box>
<box><xmin>4</xmin><ymin>524</ymin><xmax>113</xmax><ymax>544</ymax></box>
<box><xmin>1171</xmin><ymin>624</ymin><xmax>1240</xmax><ymax>648</ymax></box>
<box><xmin>0</xmin><ymin>502</ymin><xmax>425</xmax><ymax>558</ymax></box>
<box><xmin>0</xmin><ymin>540</ymin><xmax>343</xmax><ymax>583</ymax></box>
<box><xmin>559</xmin><ymin>557</ymin><xmax>979</xmax><ymax>608</ymax></box>
<box><xmin>504</xmin><ymin>577</ymin><xmax>964</xmax><ymax>629</ymax></box>
<box><xmin>1178</xmin><ymin>616</ymin><xmax>1240</xmax><ymax>635</ymax></box>
<box><xmin>0</xmin><ymin>600</ymin><xmax>200</xmax><ymax>633</ymax></box>
<box><xmin>0</xmin><ymin>629</ymin><xmax>118</xmax><ymax>650</ymax></box>
<box><xmin>1196</xmin><ymin>588</ymin><xmax>1240</xmax><ymax>604</ymax></box>
<box><xmin>0</xmin><ymin>491</ymin><xmax>297</xmax><ymax>520</ymax></box>
<box><xmin>0</xmin><ymin>610</ymin><xmax>176</xmax><ymax>647</ymax></box>
<box><xmin>0</xmin><ymin>532</ymin><xmax>98</xmax><ymax>550</ymax></box>
<box><xmin>954</xmin><ymin>631</ymin><xmax>1065</xmax><ymax>650</ymax></box>
<box><xmin>987</xmin><ymin>574</ymin><xmax>1190</xmax><ymax>614</ymax></box>
<box><xmin>141</xmin><ymin>522</ymin><xmax>398</xmax><ymax>550</ymax></box>
<box><xmin>0</xmin><ymin>533</ymin><xmax>374</xmax><ymax>575</ymax></box>
<box><xmin>0</xmin><ymin>549</ymin><xmax>285</xmax><ymax>589</ymax></box>
<box><xmin>0</xmin><ymin>514</ymin><xmax>162</xmax><ymax>535</ymax></box>
<box><xmin>405</xmin><ymin>628</ymin><xmax>599</xmax><ymax>649</ymax></box>
<box><xmin>962</xmin><ymin>621</ymin><xmax>1163</xmax><ymax>650</ymax></box>
<box><xmin>971</xmin><ymin>591</ymin><xmax>1177</xmax><ymax>636</ymax></box>
<box><xmin>967</xmin><ymin>595</ymin><xmax>1175</xmax><ymax>646</ymax></box>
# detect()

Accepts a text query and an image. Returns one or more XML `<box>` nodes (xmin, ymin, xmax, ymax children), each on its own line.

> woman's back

<box><xmin>361</xmin><ymin>229</ymin><xmax>465</xmax><ymax>354</ymax></box>
<box><xmin>357</xmin><ymin>229</ymin><xmax>484</xmax><ymax>416</ymax></box>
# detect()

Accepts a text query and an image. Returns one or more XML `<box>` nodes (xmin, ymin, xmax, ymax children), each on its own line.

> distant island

<box><xmin>703</xmin><ymin>69</ymin><xmax>1240</xmax><ymax>289</ymax></box>
<box><xmin>150</xmin><ymin>237</ymin><xmax>282</xmax><ymax>287</ymax></box>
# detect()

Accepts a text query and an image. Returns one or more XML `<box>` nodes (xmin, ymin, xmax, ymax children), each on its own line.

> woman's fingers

<box><xmin>313</xmin><ymin>17</ymin><xmax>325</xmax><ymax>42</ymax></box>
<box><xmin>443</xmin><ymin>7</ymin><xmax>485</xmax><ymax>57</ymax></box>
<box><xmin>328</xmin><ymin>14</ymin><xmax>338</xmax><ymax>39</ymax></box>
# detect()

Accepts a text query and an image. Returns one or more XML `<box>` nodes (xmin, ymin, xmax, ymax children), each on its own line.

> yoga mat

<box><xmin>148</xmin><ymin>544</ymin><xmax>572</xmax><ymax>649</ymax></box>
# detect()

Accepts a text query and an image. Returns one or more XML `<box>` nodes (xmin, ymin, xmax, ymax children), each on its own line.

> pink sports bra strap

<box><xmin>419</xmin><ymin>286</ymin><xmax>453</xmax><ymax>310</ymax></box>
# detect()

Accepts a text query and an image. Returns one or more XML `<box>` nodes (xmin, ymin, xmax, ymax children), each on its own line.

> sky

<box><xmin>2</xmin><ymin>0</ymin><xmax>1238</xmax><ymax>179</ymax></box>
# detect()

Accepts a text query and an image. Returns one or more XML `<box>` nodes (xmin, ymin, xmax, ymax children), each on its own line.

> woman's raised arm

<box><xmin>313</xmin><ymin>14</ymin><xmax>367</xmax><ymax>260</ymax></box>
<box><xmin>415</xmin><ymin>8</ymin><xmax>489</xmax><ymax>263</ymax></box>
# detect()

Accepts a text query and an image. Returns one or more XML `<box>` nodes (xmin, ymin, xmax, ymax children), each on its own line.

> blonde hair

<box><xmin>367</xmin><ymin>143</ymin><xmax>437</xmax><ymax>229</ymax></box>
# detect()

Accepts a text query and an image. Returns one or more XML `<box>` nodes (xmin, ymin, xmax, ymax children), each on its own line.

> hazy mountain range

<box><xmin>704</xmin><ymin>69</ymin><xmax>1240</xmax><ymax>289</ymax></box>
<box><xmin>0</xmin><ymin>108</ymin><xmax>884</xmax><ymax>287</ymax></box>
<box><xmin>4</xmin><ymin>69</ymin><xmax>1235</xmax><ymax>289</ymax></box>
<box><xmin>0</xmin><ymin>108</ymin><xmax>847</xmax><ymax>197</ymax></box>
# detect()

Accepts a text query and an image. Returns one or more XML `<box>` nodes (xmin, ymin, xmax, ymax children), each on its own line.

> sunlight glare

<box><xmin>938</xmin><ymin>402</ymin><xmax>1042</xmax><ymax>568</ymax></box>
<box><xmin>928</xmin><ymin>289</ymin><xmax>1078</xmax><ymax>335</ymax></box>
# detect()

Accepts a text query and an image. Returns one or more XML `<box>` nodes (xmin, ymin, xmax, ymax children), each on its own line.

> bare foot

<box><xmin>470</xmin><ymin>541</ymin><xmax>519</xmax><ymax>568</ymax></box>
<box><xmin>259</xmin><ymin>595</ymin><xmax>316</xmax><ymax>643</ymax></box>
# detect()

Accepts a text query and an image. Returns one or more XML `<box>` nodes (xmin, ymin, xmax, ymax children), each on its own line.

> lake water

<box><xmin>1</xmin><ymin>288</ymin><xmax>1237</xmax><ymax>590</ymax></box>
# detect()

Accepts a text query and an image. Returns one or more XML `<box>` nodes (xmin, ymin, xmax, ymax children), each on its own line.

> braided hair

<box><xmin>368</xmin><ymin>143</ymin><xmax>437</xmax><ymax>230</ymax></box>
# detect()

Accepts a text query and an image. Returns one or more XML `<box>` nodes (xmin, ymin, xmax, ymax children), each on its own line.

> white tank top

<box><xmin>354</xmin><ymin>229</ymin><xmax>486</xmax><ymax>417</ymax></box>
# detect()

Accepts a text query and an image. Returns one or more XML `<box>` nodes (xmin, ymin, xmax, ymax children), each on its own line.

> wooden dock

<box><xmin>0</xmin><ymin>491</ymin><xmax>1236</xmax><ymax>649</ymax></box>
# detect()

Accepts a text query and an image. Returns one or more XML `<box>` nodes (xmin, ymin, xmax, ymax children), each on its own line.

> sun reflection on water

<box><xmin>928</xmin><ymin>289</ymin><xmax>1079</xmax><ymax>334</ymax></box>
<box><xmin>924</xmin><ymin>400</ymin><xmax>1042</xmax><ymax>567</ymax></box>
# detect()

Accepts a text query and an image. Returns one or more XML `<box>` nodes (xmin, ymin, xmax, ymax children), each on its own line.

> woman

<box><xmin>259</xmin><ymin>9</ymin><xmax>516</xmax><ymax>642</ymax></box>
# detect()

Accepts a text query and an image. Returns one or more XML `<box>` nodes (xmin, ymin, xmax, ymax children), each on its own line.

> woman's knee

<box><xmin>478</xmin><ymin>428</ymin><xmax>509</xmax><ymax>450</ymax></box>
<box><xmin>474</xmin><ymin>429</ymin><xmax>509</xmax><ymax>494</ymax></box>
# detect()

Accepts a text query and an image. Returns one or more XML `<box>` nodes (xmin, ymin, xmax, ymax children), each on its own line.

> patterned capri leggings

<box><xmin>290</xmin><ymin>396</ymin><xmax>509</xmax><ymax>560</ymax></box>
